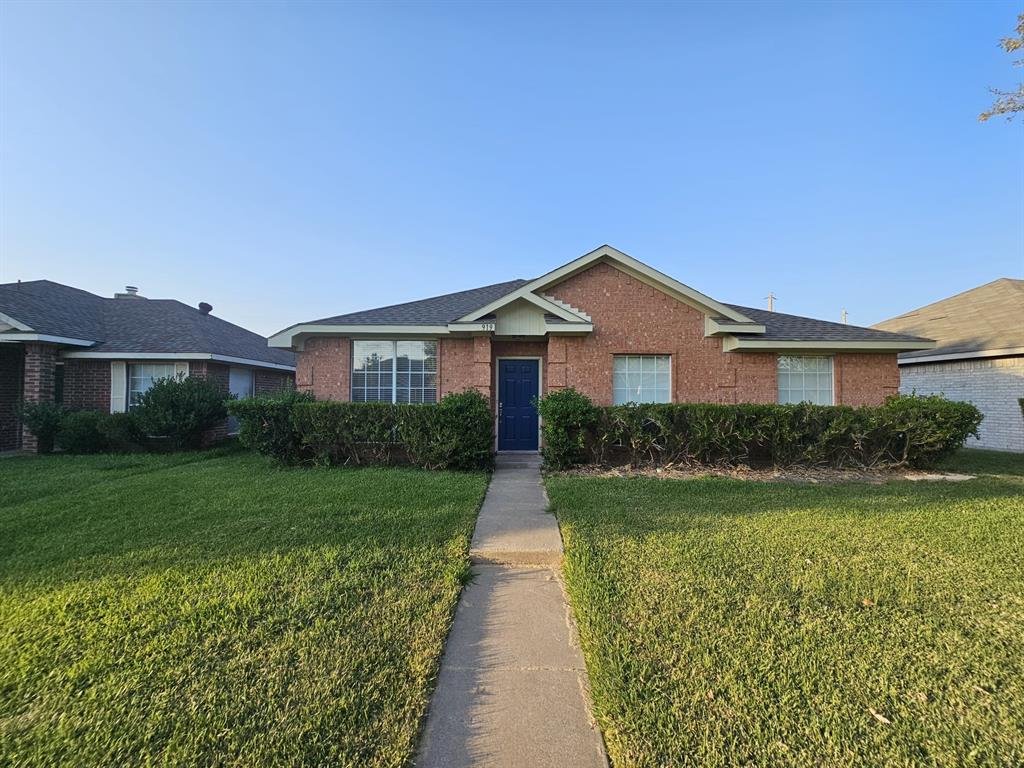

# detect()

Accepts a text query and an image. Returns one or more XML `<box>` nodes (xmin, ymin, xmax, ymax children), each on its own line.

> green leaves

<box><xmin>134</xmin><ymin>375</ymin><xmax>234</xmax><ymax>450</ymax></box>
<box><xmin>228</xmin><ymin>389</ymin><xmax>494</xmax><ymax>471</ymax></box>
<box><xmin>536</xmin><ymin>393</ymin><xmax>983</xmax><ymax>470</ymax></box>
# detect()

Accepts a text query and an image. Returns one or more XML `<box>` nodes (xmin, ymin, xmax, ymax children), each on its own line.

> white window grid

<box><xmin>127</xmin><ymin>363</ymin><xmax>178</xmax><ymax>409</ymax></box>
<box><xmin>777</xmin><ymin>355</ymin><xmax>834</xmax><ymax>405</ymax></box>
<box><xmin>613</xmin><ymin>355</ymin><xmax>671</xmax><ymax>405</ymax></box>
<box><xmin>352</xmin><ymin>340</ymin><xmax>437</xmax><ymax>404</ymax></box>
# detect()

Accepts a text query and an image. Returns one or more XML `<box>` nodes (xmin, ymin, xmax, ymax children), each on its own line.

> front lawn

<box><xmin>0</xmin><ymin>450</ymin><xmax>488</xmax><ymax>768</ymax></box>
<box><xmin>548</xmin><ymin>450</ymin><xmax>1024</xmax><ymax>767</ymax></box>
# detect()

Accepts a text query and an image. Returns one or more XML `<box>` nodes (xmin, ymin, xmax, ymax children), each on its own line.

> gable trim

<box><xmin>457</xmin><ymin>245</ymin><xmax>757</xmax><ymax>325</ymax></box>
<box><xmin>0</xmin><ymin>312</ymin><xmax>33</xmax><ymax>332</ymax></box>
<box><xmin>0</xmin><ymin>333</ymin><xmax>96</xmax><ymax>346</ymax></box>
<box><xmin>459</xmin><ymin>289</ymin><xmax>589</xmax><ymax>324</ymax></box>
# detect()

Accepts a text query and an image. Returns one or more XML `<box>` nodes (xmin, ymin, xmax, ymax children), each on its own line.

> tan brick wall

<box><xmin>296</xmin><ymin>337</ymin><xmax>350</xmax><ymax>401</ymax></box>
<box><xmin>834</xmin><ymin>353</ymin><xmax>900</xmax><ymax>406</ymax></box>
<box><xmin>546</xmin><ymin>262</ymin><xmax>777</xmax><ymax>405</ymax></box>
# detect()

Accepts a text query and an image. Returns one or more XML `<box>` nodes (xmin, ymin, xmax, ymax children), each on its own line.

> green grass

<box><xmin>0</xmin><ymin>450</ymin><xmax>488</xmax><ymax>768</ymax></box>
<box><xmin>548</xmin><ymin>449</ymin><xmax>1024</xmax><ymax>767</ymax></box>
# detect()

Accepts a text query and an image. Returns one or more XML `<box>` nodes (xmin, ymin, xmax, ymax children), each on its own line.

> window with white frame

<box><xmin>352</xmin><ymin>340</ymin><xmax>437</xmax><ymax>403</ymax></box>
<box><xmin>613</xmin><ymin>355</ymin><xmax>671</xmax><ymax>405</ymax></box>
<box><xmin>128</xmin><ymin>363</ymin><xmax>177</xmax><ymax>409</ymax></box>
<box><xmin>777</xmin><ymin>355</ymin><xmax>834</xmax><ymax>405</ymax></box>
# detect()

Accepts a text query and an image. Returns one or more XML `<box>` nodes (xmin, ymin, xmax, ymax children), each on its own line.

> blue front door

<box><xmin>498</xmin><ymin>359</ymin><xmax>539</xmax><ymax>451</ymax></box>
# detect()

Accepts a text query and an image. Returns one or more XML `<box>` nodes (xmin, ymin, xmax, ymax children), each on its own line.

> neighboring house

<box><xmin>874</xmin><ymin>278</ymin><xmax>1024</xmax><ymax>453</ymax></box>
<box><xmin>0</xmin><ymin>280</ymin><xmax>296</xmax><ymax>452</ymax></box>
<box><xmin>270</xmin><ymin>245</ymin><xmax>933</xmax><ymax>452</ymax></box>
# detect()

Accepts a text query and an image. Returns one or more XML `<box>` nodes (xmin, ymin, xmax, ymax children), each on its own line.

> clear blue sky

<box><xmin>1</xmin><ymin>1</ymin><xmax>1021</xmax><ymax>336</ymax></box>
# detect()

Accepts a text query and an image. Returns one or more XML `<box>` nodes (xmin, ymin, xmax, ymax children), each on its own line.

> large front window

<box><xmin>613</xmin><ymin>355</ymin><xmax>671</xmax><ymax>405</ymax></box>
<box><xmin>777</xmin><ymin>355</ymin><xmax>834</xmax><ymax>405</ymax></box>
<box><xmin>351</xmin><ymin>340</ymin><xmax>437</xmax><ymax>403</ymax></box>
<box><xmin>128</xmin><ymin>363</ymin><xmax>177</xmax><ymax>408</ymax></box>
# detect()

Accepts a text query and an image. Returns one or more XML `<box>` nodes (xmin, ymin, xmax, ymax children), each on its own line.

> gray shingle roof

<box><xmin>0</xmin><ymin>280</ymin><xmax>295</xmax><ymax>367</ymax></box>
<box><xmin>309</xmin><ymin>279</ymin><xmax>529</xmax><ymax>325</ymax></box>
<box><xmin>295</xmin><ymin>272</ymin><xmax>929</xmax><ymax>345</ymax></box>
<box><xmin>726</xmin><ymin>304</ymin><xmax>932</xmax><ymax>343</ymax></box>
<box><xmin>873</xmin><ymin>278</ymin><xmax>1024</xmax><ymax>360</ymax></box>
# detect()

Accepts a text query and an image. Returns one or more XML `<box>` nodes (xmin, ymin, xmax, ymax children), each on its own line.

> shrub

<box><xmin>536</xmin><ymin>388</ymin><xmax>598</xmax><ymax>469</ymax></box>
<box><xmin>56</xmin><ymin>410</ymin><xmax>109</xmax><ymax>454</ymax></box>
<box><xmin>402</xmin><ymin>390</ymin><xmax>494</xmax><ymax>470</ymax></box>
<box><xmin>228</xmin><ymin>388</ymin><xmax>313</xmax><ymax>463</ymax></box>
<box><xmin>230</xmin><ymin>389</ymin><xmax>494</xmax><ymax>470</ymax></box>
<box><xmin>18</xmin><ymin>401</ymin><xmax>66</xmax><ymax>453</ymax></box>
<box><xmin>134</xmin><ymin>375</ymin><xmax>234</xmax><ymax>450</ymax></box>
<box><xmin>537</xmin><ymin>391</ymin><xmax>982</xmax><ymax>470</ymax></box>
<box><xmin>99</xmin><ymin>412</ymin><xmax>147</xmax><ymax>453</ymax></box>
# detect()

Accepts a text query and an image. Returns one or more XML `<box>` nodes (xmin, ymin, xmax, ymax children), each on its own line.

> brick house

<box><xmin>874</xmin><ymin>278</ymin><xmax>1024</xmax><ymax>453</ymax></box>
<box><xmin>270</xmin><ymin>245</ymin><xmax>933</xmax><ymax>452</ymax></box>
<box><xmin>0</xmin><ymin>280</ymin><xmax>296</xmax><ymax>452</ymax></box>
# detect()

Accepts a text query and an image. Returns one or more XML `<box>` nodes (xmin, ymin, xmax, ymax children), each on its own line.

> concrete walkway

<box><xmin>416</xmin><ymin>454</ymin><xmax>608</xmax><ymax>768</ymax></box>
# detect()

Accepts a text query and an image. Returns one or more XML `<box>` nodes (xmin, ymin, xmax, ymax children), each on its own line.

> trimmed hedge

<box><xmin>133</xmin><ymin>375</ymin><xmax>233</xmax><ymax>450</ymax></box>
<box><xmin>537</xmin><ymin>388</ymin><xmax>982</xmax><ymax>470</ymax></box>
<box><xmin>228</xmin><ymin>389</ymin><xmax>494</xmax><ymax>471</ymax></box>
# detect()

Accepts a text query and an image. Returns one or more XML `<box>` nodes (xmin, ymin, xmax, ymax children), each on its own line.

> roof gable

<box><xmin>458</xmin><ymin>245</ymin><xmax>755</xmax><ymax>324</ymax></box>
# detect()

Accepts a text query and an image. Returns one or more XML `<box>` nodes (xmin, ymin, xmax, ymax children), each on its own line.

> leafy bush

<box><xmin>538</xmin><ymin>392</ymin><xmax>982</xmax><ymax>470</ymax></box>
<box><xmin>227</xmin><ymin>388</ymin><xmax>313</xmax><ymax>463</ymax></box>
<box><xmin>56</xmin><ymin>410</ymin><xmax>109</xmax><ymax>454</ymax></box>
<box><xmin>134</xmin><ymin>375</ymin><xmax>234</xmax><ymax>450</ymax></box>
<box><xmin>230</xmin><ymin>389</ymin><xmax>494</xmax><ymax>471</ymax></box>
<box><xmin>99</xmin><ymin>412</ymin><xmax>147</xmax><ymax>453</ymax></box>
<box><xmin>402</xmin><ymin>390</ymin><xmax>494</xmax><ymax>470</ymax></box>
<box><xmin>536</xmin><ymin>388</ymin><xmax>598</xmax><ymax>469</ymax></box>
<box><xmin>18</xmin><ymin>401</ymin><xmax>66</xmax><ymax>453</ymax></box>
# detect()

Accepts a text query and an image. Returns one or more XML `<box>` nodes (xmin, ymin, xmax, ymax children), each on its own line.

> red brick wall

<box><xmin>189</xmin><ymin>361</ymin><xmax>230</xmax><ymax>444</ymax></box>
<box><xmin>63</xmin><ymin>359</ymin><xmax>111</xmax><ymax>411</ymax></box>
<box><xmin>546</xmin><ymin>262</ymin><xmax>777</xmax><ymax>405</ymax></box>
<box><xmin>0</xmin><ymin>345</ymin><xmax>23</xmax><ymax>451</ymax></box>
<box><xmin>21</xmin><ymin>343</ymin><xmax>59</xmax><ymax>451</ymax></box>
<box><xmin>439</xmin><ymin>336</ymin><xmax>491</xmax><ymax>402</ymax></box>
<box><xmin>297</xmin><ymin>337</ymin><xmax>350</xmax><ymax>401</ymax></box>
<box><xmin>834</xmin><ymin>353</ymin><xmax>900</xmax><ymax>406</ymax></box>
<box><xmin>255</xmin><ymin>369</ymin><xmax>294</xmax><ymax>395</ymax></box>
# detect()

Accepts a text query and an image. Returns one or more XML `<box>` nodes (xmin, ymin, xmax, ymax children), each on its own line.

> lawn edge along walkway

<box><xmin>416</xmin><ymin>454</ymin><xmax>608</xmax><ymax>768</ymax></box>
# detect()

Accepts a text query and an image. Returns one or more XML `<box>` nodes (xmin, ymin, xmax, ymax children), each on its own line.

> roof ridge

<box><xmin>0</xmin><ymin>279</ymin><xmax>105</xmax><ymax>301</ymax></box>
<box><xmin>309</xmin><ymin>278</ymin><xmax>530</xmax><ymax>325</ymax></box>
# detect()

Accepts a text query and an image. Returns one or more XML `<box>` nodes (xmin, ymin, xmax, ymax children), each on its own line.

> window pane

<box><xmin>128</xmin><ymin>363</ymin><xmax>177</xmax><ymax>409</ymax></box>
<box><xmin>612</xmin><ymin>355</ymin><xmax>670</xmax><ymax>404</ymax></box>
<box><xmin>354</xmin><ymin>340</ymin><xmax>437</xmax><ymax>404</ymax></box>
<box><xmin>776</xmin><ymin>356</ymin><xmax>833</xmax><ymax>405</ymax></box>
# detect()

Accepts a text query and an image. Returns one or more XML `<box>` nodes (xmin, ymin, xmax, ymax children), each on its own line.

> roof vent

<box><xmin>198</xmin><ymin>302</ymin><xmax>213</xmax><ymax>315</ymax></box>
<box><xmin>114</xmin><ymin>285</ymin><xmax>144</xmax><ymax>299</ymax></box>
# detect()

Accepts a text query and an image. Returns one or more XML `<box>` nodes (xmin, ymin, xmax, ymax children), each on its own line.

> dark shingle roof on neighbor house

<box><xmin>0</xmin><ymin>280</ymin><xmax>295</xmax><ymax>368</ymax></box>
<box><xmin>873</xmin><ymin>278</ymin><xmax>1024</xmax><ymax>360</ymax></box>
<box><xmin>297</xmin><ymin>276</ymin><xmax>930</xmax><ymax>344</ymax></box>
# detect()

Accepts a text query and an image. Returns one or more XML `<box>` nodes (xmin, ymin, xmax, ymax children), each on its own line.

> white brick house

<box><xmin>875</xmin><ymin>278</ymin><xmax>1024</xmax><ymax>453</ymax></box>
